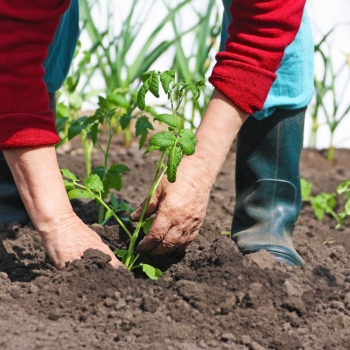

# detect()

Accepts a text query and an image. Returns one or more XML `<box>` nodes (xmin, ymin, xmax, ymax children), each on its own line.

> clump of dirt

<box><xmin>1</xmin><ymin>140</ymin><xmax>350</xmax><ymax>349</ymax></box>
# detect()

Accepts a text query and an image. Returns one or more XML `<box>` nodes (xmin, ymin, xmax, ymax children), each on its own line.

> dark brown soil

<box><xmin>1</xmin><ymin>137</ymin><xmax>350</xmax><ymax>350</ymax></box>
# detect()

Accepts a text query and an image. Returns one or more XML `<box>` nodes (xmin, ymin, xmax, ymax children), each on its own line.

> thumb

<box><xmin>130</xmin><ymin>190</ymin><xmax>161</xmax><ymax>222</ymax></box>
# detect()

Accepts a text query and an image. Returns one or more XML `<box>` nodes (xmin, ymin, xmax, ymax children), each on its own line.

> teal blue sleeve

<box><xmin>220</xmin><ymin>1</ymin><xmax>314</xmax><ymax>120</ymax></box>
<box><xmin>43</xmin><ymin>0</ymin><xmax>80</xmax><ymax>93</ymax></box>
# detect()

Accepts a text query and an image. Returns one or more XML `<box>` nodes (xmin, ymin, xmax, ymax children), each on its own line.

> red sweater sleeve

<box><xmin>0</xmin><ymin>0</ymin><xmax>70</xmax><ymax>149</ymax></box>
<box><xmin>209</xmin><ymin>0</ymin><xmax>306</xmax><ymax>114</ymax></box>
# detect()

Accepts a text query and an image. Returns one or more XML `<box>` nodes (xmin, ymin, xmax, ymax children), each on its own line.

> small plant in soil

<box><xmin>301</xmin><ymin>178</ymin><xmax>340</xmax><ymax>225</ymax></box>
<box><xmin>336</xmin><ymin>179</ymin><xmax>350</xmax><ymax>227</ymax></box>
<box><xmin>61</xmin><ymin>70</ymin><xmax>205</xmax><ymax>279</ymax></box>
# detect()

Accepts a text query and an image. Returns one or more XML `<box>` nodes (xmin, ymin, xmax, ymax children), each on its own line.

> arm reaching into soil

<box><xmin>3</xmin><ymin>146</ymin><xmax>123</xmax><ymax>269</ymax></box>
<box><xmin>131</xmin><ymin>89</ymin><xmax>248</xmax><ymax>254</ymax></box>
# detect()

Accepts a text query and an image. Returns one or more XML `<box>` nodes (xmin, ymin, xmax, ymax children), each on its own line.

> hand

<box><xmin>3</xmin><ymin>146</ymin><xmax>123</xmax><ymax>270</ymax></box>
<box><xmin>40</xmin><ymin>213</ymin><xmax>123</xmax><ymax>269</ymax></box>
<box><xmin>130</xmin><ymin>156</ymin><xmax>213</xmax><ymax>255</ymax></box>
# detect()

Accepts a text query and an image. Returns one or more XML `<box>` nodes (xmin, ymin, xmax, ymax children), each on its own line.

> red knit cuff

<box><xmin>0</xmin><ymin>112</ymin><xmax>59</xmax><ymax>149</ymax></box>
<box><xmin>209</xmin><ymin>60</ymin><xmax>276</xmax><ymax>115</ymax></box>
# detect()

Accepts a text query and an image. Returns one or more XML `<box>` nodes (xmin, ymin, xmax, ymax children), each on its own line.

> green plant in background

<box><xmin>164</xmin><ymin>0</ymin><xmax>221</xmax><ymax>129</ymax></box>
<box><xmin>61</xmin><ymin>70</ymin><xmax>204</xmax><ymax>279</ymax></box>
<box><xmin>336</xmin><ymin>179</ymin><xmax>350</xmax><ymax>227</ymax></box>
<box><xmin>79</xmin><ymin>0</ymin><xmax>205</xmax><ymax>91</ymax></box>
<box><xmin>308</xmin><ymin>24</ymin><xmax>350</xmax><ymax>161</ymax></box>
<box><xmin>65</xmin><ymin>91</ymin><xmax>157</xmax><ymax>224</ymax></box>
<box><xmin>57</xmin><ymin>0</ymin><xmax>221</xmax><ymax>152</ymax></box>
<box><xmin>55</xmin><ymin>40</ymin><xmax>100</xmax><ymax>150</ymax></box>
<box><xmin>301</xmin><ymin>178</ymin><xmax>340</xmax><ymax>225</ymax></box>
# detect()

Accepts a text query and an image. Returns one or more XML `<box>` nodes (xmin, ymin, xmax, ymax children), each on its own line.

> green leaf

<box><xmin>141</xmin><ymin>71</ymin><xmax>153</xmax><ymax>82</ymax></box>
<box><xmin>167</xmin><ymin>144</ymin><xmax>182</xmax><ymax>183</ymax></box>
<box><xmin>114</xmin><ymin>249</ymin><xmax>129</xmax><ymax>264</ymax></box>
<box><xmin>154</xmin><ymin>114</ymin><xmax>180</xmax><ymax>130</ymax></box>
<box><xmin>179</xmin><ymin>140</ymin><xmax>195</xmax><ymax>156</ymax></box>
<box><xmin>84</xmin><ymin>174</ymin><xmax>104</xmax><ymax>192</ymax></box>
<box><xmin>114</xmin><ymin>250</ymin><xmax>128</xmax><ymax>257</ymax></box>
<box><xmin>179</xmin><ymin>129</ymin><xmax>196</xmax><ymax>140</ymax></box>
<box><xmin>91</xmin><ymin>166</ymin><xmax>106</xmax><ymax>180</ymax></box>
<box><xmin>68</xmin><ymin>189</ymin><xmax>95</xmax><ymax>200</ymax></box>
<box><xmin>68</xmin><ymin>123</ymin><xmax>85</xmax><ymax>141</ymax></box>
<box><xmin>160</xmin><ymin>70</ymin><xmax>175</xmax><ymax>94</ymax></box>
<box><xmin>311</xmin><ymin>192</ymin><xmax>336</xmax><ymax>220</ymax></box>
<box><xmin>140</xmin><ymin>263</ymin><xmax>162</xmax><ymax>280</ymax></box>
<box><xmin>60</xmin><ymin>169</ymin><xmax>79</xmax><ymax>182</ymax></box>
<box><xmin>149</xmin><ymin>131</ymin><xmax>176</xmax><ymax>149</ymax></box>
<box><xmin>344</xmin><ymin>198</ymin><xmax>350</xmax><ymax>215</ymax></box>
<box><xmin>110</xmin><ymin>164</ymin><xmax>130</xmax><ymax>173</ymax></box>
<box><xmin>142</xmin><ymin>218</ymin><xmax>154</xmax><ymax>234</ymax></box>
<box><xmin>149</xmin><ymin>73</ymin><xmax>160</xmax><ymax>98</ymax></box>
<box><xmin>104</xmin><ymin>170</ymin><xmax>122</xmax><ymax>193</ymax></box>
<box><xmin>137</xmin><ymin>84</ymin><xmax>148</xmax><ymax>110</ymax></box>
<box><xmin>312</xmin><ymin>203</ymin><xmax>325</xmax><ymax>220</ymax></box>
<box><xmin>144</xmin><ymin>145</ymin><xmax>162</xmax><ymax>155</ymax></box>
<box><xmin>179</xmin><ymin>137</ymin><xmax>195</xmax><ymax>156</ymax></box>
<box><xmin>63</xmin><ymin>180</ymin><xmax>75</xmax><ymax>192</ymax></box>
<box><xmin>120</xmin><ymin>114</ymin><xmax>133</xmax><ymax>130</ymax></box>
<box><xmin>136</xmin><ymin>116</ymin><xmax>154</xmax><ymax>149</ymax></box>
<box><xmin>55</xmin><ymin>115</ymin><xmax>69</xmax><ymax>133</ymax></box>
<box><xmin>110</xmin><ymin>193</ymin><xmax>119</xmax><ymax>209</ymax></box>
<box><xmin>337</xmin><ymin>179</ymin><xmax>350</xmax><ymax>195</ymax></box>
<box><xmin>90</xmin><ymin>122</ymin><xmax>99</xmax><ymax>145</ymax></box>
<box><xmin>97</xmin><ymin>95</ymin><xmax>109</xmax><ymax>109</ymax></box>
<box><xmin>300</xmin><ymin>178</ymin><xmax>313</xmax><ymax>199</ymax></box>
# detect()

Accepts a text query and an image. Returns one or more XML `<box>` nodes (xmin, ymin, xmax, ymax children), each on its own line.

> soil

<box><xmin>1</xmin><ymin>136</ymin><xmax>350</xmax><ymax>350</ymax></box>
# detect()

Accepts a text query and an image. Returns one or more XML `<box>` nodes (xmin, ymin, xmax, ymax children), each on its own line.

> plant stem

<box><xmin>327</xmin><ymin>133</ymin><xmax>335</xmax><ymax>162</ymax></box>
<box><xmin>124</xmin><ymin>150</ymin><xmax>167</xmax><ymax>267</ymax></box>
<box><xmin>81</xmin><ymin>135</ymin><xmax>93</xmax><ymax>177</ymax></box>
<box><xmin>128</xmin><ymin>253</ymin><xmax>140</xmax><ymax>271</ymax></box>
<box><xmin>97</xmin><ymin>124</ymin><xmax>114</xmax><ymax>224</ymax></box>
<box><xmin>74</xmin><ymin>183</ymin><xmax>132</xmax><ymax>240</ymax></box>
<box><xmin>98</xmin><ymin>206</ymin><xmax>105</xmax><ymax>225</ymax></box>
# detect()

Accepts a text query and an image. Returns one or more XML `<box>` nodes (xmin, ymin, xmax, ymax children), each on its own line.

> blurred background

<box><xmin>58</xmin><ymin>0</ymin><xmax>350</xmax><ymax>157</ymax></box>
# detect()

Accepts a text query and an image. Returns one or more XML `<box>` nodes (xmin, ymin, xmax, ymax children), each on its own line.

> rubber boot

<box><xmin>0</xmin><ymin>93</ymin><xmax>56</xmax><ymax>227</ymax></box>
<box><xmin>231</xmin><ymin>108</ymin><xmax>306</xmax><ymax>266</ymax></box>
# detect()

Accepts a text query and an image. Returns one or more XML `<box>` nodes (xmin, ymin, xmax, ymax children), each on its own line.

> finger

<box><xmin>130</xmin><ymin>190</ymin><xmax>161</xmax><ymax>222</ymax></box>
<box><xmin>108</xmin><ymin>255</ymin><xmax>126</xmax><ymax>269</ymax></box>
<box><xmin>136</xmin><ymin>213</ymin><xmax>172</xmax><ymax>253</ymax></box>
<box><xmin>147</xmin><ymin>225</ymin><xmax>185</xmax><ymax>255</ymax></box>
<box><xmin>173</xmin><ymin>231</ymin><xmax>198</xmax><ymax>252</ymax></box>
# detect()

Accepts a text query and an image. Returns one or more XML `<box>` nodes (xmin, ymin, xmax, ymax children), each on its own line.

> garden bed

<box><xmin>1</xmin><ymin>138</ymin><xmax>350</xmax><ymax>350</ymax></box>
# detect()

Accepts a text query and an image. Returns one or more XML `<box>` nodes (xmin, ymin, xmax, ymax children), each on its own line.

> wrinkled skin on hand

<box><xmin>40</xmin><ymin>214</ymin><xmax>123</xmax><ymax>269</ymax></box>
<box><xmin>131</xmin><ymin>156</ymin><xmax>212</xmax><ymax>255</ymax></box>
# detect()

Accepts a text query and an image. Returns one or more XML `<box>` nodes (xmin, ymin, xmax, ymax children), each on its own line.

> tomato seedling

<box><xmin>61</xmin><ymin>70</ymin><xmax>205</xmax><ymax>279</ymax></box>
<box><xmin>301</xmin><ymin>178</ymin><xmax>340</xmax><ymax>225</ymax></box>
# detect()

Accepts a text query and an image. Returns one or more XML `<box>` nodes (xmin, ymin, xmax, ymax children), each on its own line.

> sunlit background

<box><xmin>75</xmin><ymin>0</ymin><xmax>350</xmax><ymax>150</ymax></box>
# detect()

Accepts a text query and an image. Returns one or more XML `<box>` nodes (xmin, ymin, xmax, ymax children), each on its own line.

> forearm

<box><xmin>0</xmin><ymin>0</ymin><xmax>70</xmax><ymax>149</ymax></box>
<box><xmin>3</xmin><ymin>146</ymin><xmax>74</xmax><ymax>235</ymax></box>
<box><xmin>184</xmin><ymin>89</ymin><xmax>248</xmax><ymax>186</ymax></box>
<box><xmin>210</xmin><ymin>0</ymin><xmax>306</xmax><ymax>114</ymax></box>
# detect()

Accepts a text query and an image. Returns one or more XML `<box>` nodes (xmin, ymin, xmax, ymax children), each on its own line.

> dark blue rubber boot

<box><xmin>0</xmin><ymin>93</ymin><xmax>56</xmax><ymax>227</ymax></box>
<box><xmin>232</xmin><ymin>108</ymin><xmax>306</xmax><ymax>266</ymax></box>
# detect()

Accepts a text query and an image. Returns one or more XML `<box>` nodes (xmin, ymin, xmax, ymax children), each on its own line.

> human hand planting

<box><xmin>41</xmin><ymin>213</ymin><xmax>123</xmax><ymax>269</ymax></box>
<box><xmin>131</xmin><ymin>155</ymin><xmax>212</xmax><ymax>254</ymax></box>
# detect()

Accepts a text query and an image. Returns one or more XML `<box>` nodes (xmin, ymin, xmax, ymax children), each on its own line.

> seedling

<box><xmin>301</xmin><ymin>178</ymin><xmax>340</xmax><ymax>225</ymax></box>
<box><xmin>62</xmin><ymin>70</ymin><xmax>205</xmax><ymax>279</ymax></box>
